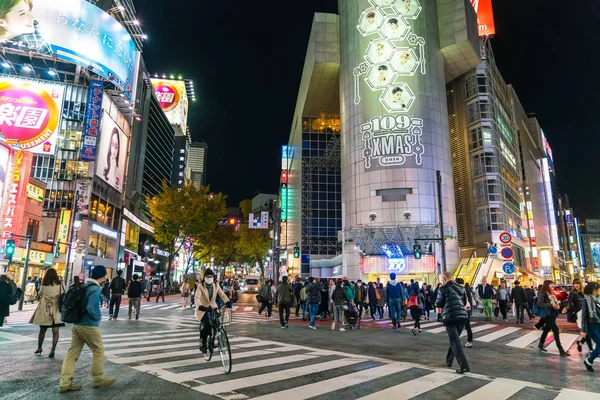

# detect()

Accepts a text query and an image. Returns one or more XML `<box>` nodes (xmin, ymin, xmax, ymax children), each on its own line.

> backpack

<box><xmin>300</xmin><ymin>286</ymin><xmax>307</xmax><ymax>302</ymax></box>
<box><xmin>531</xmin><ymin>296</ymin><xmax>539</xmax><ymax>317</ymax></box>
<box><xmin>61</xmin><ymin>284</ymin><xmax>89</xmax><ymax>323</ymax></box>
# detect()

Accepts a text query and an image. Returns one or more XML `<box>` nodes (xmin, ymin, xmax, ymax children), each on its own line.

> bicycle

<box><xmin>199</xmin><ymin>306</ymin><xmax>232</xmax><ymax>374</ymax></box>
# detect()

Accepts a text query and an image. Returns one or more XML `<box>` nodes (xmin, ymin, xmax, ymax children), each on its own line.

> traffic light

<box><xmin>5</xmin><ymin>239</ymin><xmax>15</xmax><ymax>262</ymax></box>
<box><xmin>54</xmin><ymin>240</ymin><xmax>60</xmax><ymax>258</ymax></box>
<box><xmin>293</xmin><ymin>246</ymin><xmax>300</xmax><ymax>259</ymax></box>
<box><xmin>413</xmin><ymin>244</ymin><xmax>422</xmax><ymax>260</ymax></box>
<box><xmin>218</xmin><ymin>218</ymin><xmax>239</xmax><ymax>226</ymax></box>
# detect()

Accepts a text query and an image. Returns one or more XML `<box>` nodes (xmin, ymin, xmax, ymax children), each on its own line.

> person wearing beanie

<box><xmin>386</xmin><ymin>272</ymin><xmax>407</xmax><ymax>330</ymax></box>
<box><xmin>59</xmin><ymin>265</ymin><xmax>115</xmax><ymax>393</ymax></box>
<box><xmin>194</xmin><ymin>268</ymin><xmax>231</xmax><ymax>354</ymax></box>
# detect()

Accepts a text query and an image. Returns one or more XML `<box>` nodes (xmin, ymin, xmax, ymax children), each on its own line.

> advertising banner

<box><xmin>96</xmin><ymin>111</ymin><xmax>127</xmax><ymax>192</ymax></box>
<box><xmin>26</xmin><ymin>183</ymin><xmax>44</xmax><ymax>202</ymax></box>
<box><xmin>0</xmin><ymin>79</ymin><xmax>65</xmax><ymax>153</ymax></box>
<box><xmin>1</xmin><ymin>150</ymin><xmax>33</xmax><ymax>246</ymax></box>
<box><xmin>81</xmin><ymin>80</ymin><xmax>104</xmax><ymax>161</ymax></box>
<box><xmin>75</xmin><ymin>179</ymin><xmax>92</xmax><ymax>215</ymax></box>
<box><xmin>0</xmin><ymin>0</ymin><xmax>137</xmax><ymax>99</ymax></box>
<box><xmin>56</xmin><ymin>209</ymin><xmax>71</xmax><ymax>253</ymax></box>
<box><xmin>471</xmin><ymin>0</ymin><xmax>496</xmax><ymax>36</ymax></box>
<box><xmin>151</xmin><ymin>79</ymin><xmax>188</xmax><ymax>132</ymax></box>
<box><xmin>0</xmin><ymin>144</ymin><xmax>9</xmax><ymax>215</ymax></box>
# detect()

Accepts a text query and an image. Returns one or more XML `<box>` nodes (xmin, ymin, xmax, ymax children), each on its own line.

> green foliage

<box><xmin>235</xmin><ymin>225</ymin><xmax>271</xmax><ymax>277</ymax></box>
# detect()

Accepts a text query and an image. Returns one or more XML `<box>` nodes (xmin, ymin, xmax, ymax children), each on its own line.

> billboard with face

<box><xmin>0</xmin><ymin>78</ymin><xmax>64</xmax><ymax>153</ymax></box>
<box><xmin>471</xmin><ymin>0</ymin><xmax>496</xmax><ymax>36</ymax></box>
<box><xmin>150</xmin><ymin>79</ymin><xmax>188</xmax><ymax>132</ymax></box>
<box><xmin>0</xmin><ymin>0</ymin><xmax>138</xmax><ymax>99</ymax></box>
<box><xmin>96</xmin><ymin>112</ymin><xmax>127</xmax><ymax>192</ymax></box>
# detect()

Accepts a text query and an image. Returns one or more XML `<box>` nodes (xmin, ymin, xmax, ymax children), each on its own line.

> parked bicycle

<box><xmin>199</xmin><ymin>306</ymin><xmax>232</xmax><ymax>374</ymax></box>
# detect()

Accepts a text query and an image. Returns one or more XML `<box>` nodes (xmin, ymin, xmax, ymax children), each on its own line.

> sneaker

<box><xmin>91</xmin><ymin>378</ymin><xmax>116</xmax><ymax>389</ymax></box>
<box><xmin>58</xmin><ymin>384</ymin><xmax>81</xmax><ymax>393</ymax></box>
<box><xmin>309</xmin><ymin>325</ymin><xmax>316</xmax><ymax>330</ymax></box>
<box><xmin>127</xmin><ymin>316</ymin><xmax>131</xmax><ymax>320</ymax></box>
<box><xmin>340</xmin><ymin>327</ymin><xmax>345</xmax><ymax>332</ymax></box>
<box><xmin>584</xmin><ymin>358</ymin><xmax>595</xmax><ymax>372</ymax></box>
<box><xmin>280</xmin><ymin>326</ymin><xmax>287</xmax><ymax>329</ymax></box>
<box><xmin>257</xmin><ymin>313</ymin><xmax>261</xmax><ymax>317</ymax></box>
<box><xmin>331</xmin><ymin>323</ymin><xmax>335</xmax><ymax>331</ymax></box>
<box><xmin>392</xmin><ymin>325</ymin><xmax>397</xmax><ymax>330</ymax></box>
<box><xmin>135</xmin><ymin>315</ymin><xmax>139</xmax><ymax>320</ymax></box>
<box><xmin>465</xmin><ymin>342</ymin><xmax>473</xmax><ymax>348</ymax></box>
<box><xmin>200</xmin><ymin>345</ymin><xmax>207</xmax><ymax>353</ymax></box>
<box><xmin>108</xmin><ymin>316</ymin><xmax>113</xmax><ymax>321</ymax></box>
<box><xmin>285</xmin><ymin>322</ymin><xmax>289</xmax><ymax>328</ymax></box>
<box><xmin>411</xmin><ymin>328</ymin><xmax>417</xmax><ymax>336</ymax></box>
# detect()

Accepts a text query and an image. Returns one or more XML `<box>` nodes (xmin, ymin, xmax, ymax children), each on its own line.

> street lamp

<box><xmin>65</xmin><ymin>212</ymin><xmax>83</xmax><ymax>284</ymax></box>
<box><xmin>144</xmin><ymin>240</ymin><xmax>151</xmax><ymax>253</ymax></box>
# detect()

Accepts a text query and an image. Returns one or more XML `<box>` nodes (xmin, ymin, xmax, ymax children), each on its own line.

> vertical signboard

<box><xmin>75</xmin><ymin>179</ymin><xmax>92</xmax><ymax>216</ymax></box>
<box><xmin>56</xmin><ymin>209</ymin><xmax>72</xmax><ymax>253</ymax></box>
<box><xmin>151</xmin><ymin>79</ymin><xmax>189</xmax><ymax>133</ymax></box>
<box><xmin>261</xmin><ymin>211</ymin><xmax>269</xmax><ymax>229</ymax></box>
<box><xmin>1</xmin><ymin>150</ymin><xmax>33</xmax><ymax>246</ymax></box>
<box><xmin>471</xmin><ymin>0</ymin><xmax>496</xmax><ymax>37</ymax></box>
<box><xmin>81</xmin><ymin>80</ymin><xmax>104</xmax><ymax>161</ymax></box>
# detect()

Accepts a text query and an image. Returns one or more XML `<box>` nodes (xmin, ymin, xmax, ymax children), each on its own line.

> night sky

<box><xmin>139</xmin><ymin>1</ymin><xmax>598</xmax><ymax>217</ymax></box>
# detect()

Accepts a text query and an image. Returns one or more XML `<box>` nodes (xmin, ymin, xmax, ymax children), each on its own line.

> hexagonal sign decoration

<box><xmin>378</xmin><ymin>15</ymin><xmax>410</xmax><ymax>41</ymax></box>
<box><xmin>392</xmin><ymin>0</ymin><xmax>422</xmax><ymax>20</ymax></box>
<box><xmin>365</xmin><ymin>62</ymin><xmax>397</xmax><ymax>91</ymax></box>
<box><xmin>365</xmin><ymin>39</ymin><xmax>394</xmax><ymax>64</ymax></box>
<box><xmin>357</xmin><ymin>7</ymin><xmax>386</xmax><ymax>37</ymax></box>
<box><xmin>380</xmin><ymin>83</ymin><xmax>415</xmax><ymax>112</ymax></box>
<box><xmin>390</xmin><ymin>47</ymin><xmax>419</xmax><ymax>76</ymax></box>
<box><xmin>369</xmin><ymin>0</ymin><xmax>396</xmax><ymax>7</ymax></box>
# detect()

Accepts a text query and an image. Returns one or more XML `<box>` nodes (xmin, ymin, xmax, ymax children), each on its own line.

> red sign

<box><xmin>1</xmin><ymin>150</ymin><xmax>33</xmax><ymax>246</ymax></box>
<box><xmin>154</xmin><ymin>82</ymin><xmax>180</xmax><ymax>112</ymax></box>
<box><xmin>531</xmin><ymin>237</ymin><xmax>537</xmax><ymax>247</ymax></box>
<box><xmin>281</xmin><ymin>170</ymin><xmax>288</xmax><ymax>184</ymax></box>
<box><xmin>499</xmin><ymin>232</ymin><xmax>512</xmax><ymax>244</ymax></box>
<box><xmin>500</xmin><ymin>247</ymin><xmax>514</xmax><ymax>260</ymax></box>
<box><xmin>471</xmin><ymin>0</ymin><xmax>496</xmax><ymax>36</ymax></box>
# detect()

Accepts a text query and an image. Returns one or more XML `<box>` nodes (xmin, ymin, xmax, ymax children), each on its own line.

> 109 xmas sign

<box><xmin>361</xmin><ymin>114</ymin><xmax>424</xmax><ymax>169</ymax></box>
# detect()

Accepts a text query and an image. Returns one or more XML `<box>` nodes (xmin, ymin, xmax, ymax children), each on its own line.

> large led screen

<box><xmin>471</xmin><ymin>0</ymin><xmax>496</xmax><ymax>36</ymax></box>
<box><xmin>96</xmin><ymin>111</ymin><xmax>127</xmax><ymax>192</ymax></box>
<box><xmin>0</xmin><ymin>0</ymin><xmax>138</xmax><ymax>99</ymax></box>
<box><xmin>0</xmin><ymin>78</ymin><xmax>65</xmax><ymax>153</ymax></box>
<box><xmin>151</xmin><ymin>79</ymin><xmax>188</xmax><ymax>133</ymax></box>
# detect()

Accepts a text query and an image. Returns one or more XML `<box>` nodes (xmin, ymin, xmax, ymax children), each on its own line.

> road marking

<box><xmin>141</xmin><ymin>349</ymin><xmax>290</xmax><ymax>370</ymax></box>
<box><xmin>105</xmin><ymin>334</ymin><xmax>200</xmax><ymax>348</ymax></box>
<box><xmin>161</xmin><ymin>304</ymin><xmax>182</xmax><ymax>310</ymax></box>
<box><xmin>102</xmin><ymin>328</ymin><xmax>195</xmax><ymax>339</ymax></box>
<box><xmin>475</xmin><ymin>327</ymin><xmax>522</xmax><ymax>343</ymax></box>
<box><xmin>193</xmin><ymin>358</ymin><xmax>358</xmax><ymax>396</ymax></box>
<box><xmin>457</xmin><ymin>378</ymin><xmax>529</xmax><ymax>399</ymax></box>
<box><xmin>104</xmin><ymin>336</ymin><xmax>250</xmax><ymax>356</ymax></box>
<box><xmin>0</xmin><ymin>331</ymin><xmax>37</xmax><ymax>343</ymax></box>
<box><xmin>357</xmin><ymin>371</ymin><xmax>462</xmax><ymax>399</ymax></box>
<box><xmin>244</xmin><ymin>307</ymin><xmax>254</xmax><ymax>311</ymax></box>
<box><xmin>545</xmin><ymin>333</ymin><xmax>579</xmax><ymax>354</ymax></box>
<box><xmin>251</xmin><ymin>362</ymin><xmax>413</xmax><ymax>400</ymax></box>
<box><xmin>553</xmin><ymin>388</ymin><xmax>600</xmax><ymax>399</ymax></box>
<box><xmin>373</xmin><ymin>319</ymin><xmax>392</xmax><ymax>324</ymax></box>
<box><xmin>505</xmin><ymin>329</ymin><xmax>542</xmax><ymax>348</ymax></box>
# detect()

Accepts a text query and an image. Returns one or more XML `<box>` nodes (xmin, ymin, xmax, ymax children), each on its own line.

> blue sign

<box><xmin>500</xmin><ymin>247</ymin><xmax>514</xmax><ymax>259</ymax></box>
<box><xmin>502</xmin><ymin>262</ymin><xmax>515</xmax><ymax>274</ymax></box>
<box><xmin>81</xmin><ymin>80</ymin><xmax>104</xmax><ymax>161</ymax></box>
<box><xmin>489</xmin><ymin>246</ymin><xmax>498</xmax><ymax>255</ymax></box>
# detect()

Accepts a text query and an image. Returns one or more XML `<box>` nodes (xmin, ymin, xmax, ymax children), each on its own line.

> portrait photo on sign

<box><xmin>96</xmin><ymin>113</ymin><xmax>127</xmax><ymax>192</ymax></box>
<box><xmin>0</xmin><ymin>0</ymin><xmax>53</xmax><ymax>55</ymax></box>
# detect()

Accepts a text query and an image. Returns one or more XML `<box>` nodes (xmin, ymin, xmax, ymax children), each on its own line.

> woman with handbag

<box><xmin>180</xmin><ymin>281</ymin><xmax>190</xmax><ymax>309</ymax></box>
<box><xmin>29</xmin><ymin>268</ymin><xmax>65</xmax><ymax>358</ymax></box>
<box><xmin>538</xmin><ymin>280</ymin><xmax>570</xmax><ymax>356</ymax></box>
<box><xmin>581</xmin><ymin>282</ymin><xmax>600</xmax><ymax>372</ymax></box>
<box><xmin>408</xmin><ymin>282</ymin><xmax>425</xmax><ymax>335</ymax></box>
<box><xmin>568</xmin><ymin>278</ymin><xmax>593</xmax><ymax>352</ymax></box>
<box><xmin>376</xmin><ymin>283</ymin><xmax>386</xmax><ymax>319</ymax></box>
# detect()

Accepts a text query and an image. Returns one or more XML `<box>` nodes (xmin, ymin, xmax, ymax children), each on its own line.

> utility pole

<box><xmin>272</xmin><ymin>201</ymin><xmax>281</xmax><ymax>284</ymax></box>
<box><xmin>436</xmin><ymin>170</ymin><xmax>447</xmax><ymax>273</ymax></box>
<box><xmin>13</xmin><ymin>234</ymin><xmax>32</xmax><ymax>311</ymax></box>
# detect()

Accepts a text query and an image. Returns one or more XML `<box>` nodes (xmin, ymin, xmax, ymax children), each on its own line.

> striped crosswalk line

<box><xmin>475</xmin><ymin>327</ymin><xmax>521</xmax><ymax>343</ymax></box>
<box><xmin>506</xmin><ymin>329</ymin><xmax>542</xmax><ymax>348</ymax></box>
<box><xmin>457</xmin><ymin>378</ymin><xmax>529</xmax><ymax>399</ymax></box>
<box><xmin>358</xmin><ymin>371</ymin><xmax>462</xmax><ymax>400</ymax></box>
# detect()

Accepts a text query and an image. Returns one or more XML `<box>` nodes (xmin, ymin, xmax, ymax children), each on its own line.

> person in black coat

<box><xmin>511</xmin><ymin>281</ymin><xmax>528</xmax><ymax>324</ymax></box>
<box><xmin>319</xmin><ymin>279</ymin><xmax>329</xmax><ymax>321</ymax></box>
<box><xmin>524</xmin><ymin>285</ymin><xmax>535</xmax><ymax>319</ymax></box>
<box><xmin>367</xmin><ymin>282</ymin><xmax>378</xmax><ymax>321</ymax></box>
<box><xmin>436</xmin><ymin>272</ymin><xmax>470</xmax><ymax>374</ymax></box>
<box><xmin>0</xmin><ymin>275</ymin><xmax>12</xmax><ymax>327</ymax></box>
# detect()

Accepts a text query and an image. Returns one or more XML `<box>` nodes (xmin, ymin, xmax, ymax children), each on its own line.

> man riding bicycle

<box><xmin>194</xmin><ymin>268</ymin><xmax>231</xmax><ymax>354</ymax></box>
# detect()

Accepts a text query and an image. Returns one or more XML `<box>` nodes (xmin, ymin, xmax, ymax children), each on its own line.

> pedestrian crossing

<box><xmin>99</xmin><ymin>332</ymin><xmax>599</xmax><ymax>400</ymax></box>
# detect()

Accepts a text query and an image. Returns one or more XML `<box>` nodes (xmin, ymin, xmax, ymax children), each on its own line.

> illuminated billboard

<box><xmin>0</xmin><ymin>144</ymin><xmax>8</xmax><ymax>219</ymax></box>
<box><xmin>151</xmin><ymin>79</ymin><xmax>188</xmax><ymax>132</ymax></box>
<box><xmin>0</xmin><ymin>78</ymin><xmax>65</xmax><ymax>153</ymax></box>
<box><xmin>0</xmin><ymin>0</ymin><xmax>138</xmax><ymax>99</ymax></box>
<box><xmin>96</xmin><ymin>111</ymin><xmax>128</xmax><ymax>192</ymax></box>
<box><xmin>471</xmin><ymin>0</ymin><xmax>496</xmax><ymax>36</ymax></box>
<box><xmin>1</xmin><ymin>150</ymin><xmax>33</xmax><ymax>246</ymax></box>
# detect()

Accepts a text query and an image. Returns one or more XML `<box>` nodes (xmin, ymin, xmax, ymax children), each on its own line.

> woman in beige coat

<box><xmin>30</xmin><ymin>268</ymin><xmax>66</xmax><ymax>358</ymax></box>
<box><xmin>194</xmin><ymin>268</ymin><xmax>230</xmax><ymax>354</ymax></box>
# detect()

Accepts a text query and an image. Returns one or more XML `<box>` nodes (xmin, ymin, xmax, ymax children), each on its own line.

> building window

<box><xmin>26</xmin><ymin>219</ymin><xmax>40</xmax><ymax>241</ymax></box>
<box><xmin>376</xmin><ymin>188</ymin><xmax>412</xmax><ymax>202</ymax></box>
<box><xmin>475</xmin><ymin>209</ymin><xmax>489</xmax><ymax>233</ymax></box>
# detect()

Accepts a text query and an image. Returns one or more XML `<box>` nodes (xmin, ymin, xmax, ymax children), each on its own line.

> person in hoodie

<box><xmin>386</xmin><ymin>273</ymin><xmax>406</xmax><ymax>330</ymax></box>
<box><xmin>59</xmin><ymin>265</ymin><xmax>115</xmax><ymax>393</ymax></box>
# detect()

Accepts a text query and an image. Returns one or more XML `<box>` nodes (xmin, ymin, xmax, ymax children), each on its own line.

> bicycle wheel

<box><xmin>217</xmin><ymin>328</ymin><xmax>232</xmax><ymax>374</ymax></box>
<box><xmin>204</xmin><ymin>331</ymin><xmax>214</xmax><ymax>361</ymax></box>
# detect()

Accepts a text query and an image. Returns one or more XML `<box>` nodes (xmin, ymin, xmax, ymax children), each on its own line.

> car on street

<box><xmin>243</xmin><ymin>276</ymin><xmax>260</xmax><ymax>294</ymax></box>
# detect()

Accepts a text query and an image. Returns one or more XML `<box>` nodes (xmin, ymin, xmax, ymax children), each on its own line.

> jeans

<box><xmin>465</xmin><ymin>313</ymin><xmax>473</xmax><ymax>342</ymax></box>
<box><xmin>540</xmin><ymin>314</ymin><xmax>563</xmax><ymax>350</ymax></box>
<box><xmin>200</xmin><ymin>313</ymin><xmax>211</xmax><ymax>346</ymax></box>
<box><xmin>389</xmin><ymin>299</ymin><xmax>401</xmax><ymax>327</ymax></box>
<box><xmin>410</xmin><ymin>307</ymin><xmax>421</xmax><ymax>329</ymax></box>
<box><xmin>109</xmin><ymin>295</ymin><xmax>122</xmax><ymax>318</ymax></box>
<box><xmin>499</xmin><ymin>299</ymin><xmax>508</xmax><ymax>319</ymax></box>
<box><xmin>279</xmin><ymin>303</ymin><xmax>291</xmax><ymax>327</ymax></box>
<box><xmin>128</xmin><ymin>298</ymin><xmax>140</xmax><ymax>318</ymax></box>
<box><xmin>445</xmin><ymin>323</ymin><xmax>470</xmax><ymax>370</ymax></box>
<box><xmin>308</xmin><ymin>303</ymin><xmax>319</xmax><ymax>327</ymax></box>
<box><xmin>481</xmin><ymin>298</ymin><xmax>493</xmax><ymax>319</ymax></box>
<box><xmin>333</xmin><ymin>305</ymin><xmax>344</xmax><ymax>327</ymax></box>
<box><xmin>301</xmin><ymin>301</ymin><xmax>307</xmax><ymax>320</ymax></box>
<box><xmin>586</xmin><ymin>323</ymin><xmax>600</xmax><ymax>362</ymax></box>
<box><xmin>377</xmin><ymin>306</ymin><xmax>384</xmax><ymax>319</ymax></box>
<box><xmin>258</xmin><ymin>301</ymin><xmax>272</xmax><ymax>317</ymax></box>
<box><xmin>355</xmin><ymin>301</ymin><xmax>364</xmax><ymax>318</ymax></box>
<box><xmin>515</xmin><ymin>303</ymin><xmax>525</xmax><ymax>323</ymax></box>
<box><xmin>60</xmin><ymin>326</ymin><xmax>105</xmax><ymax>387</ymax></box>
<box><xmin>369</xmin><ymin>303</ymin><xmax>377</xmax><ymax>319</ymax></box>
<box><xmin>295</xmin><ymin>297</ymin><xmax>302</xmax><ymax>316</ymax></box>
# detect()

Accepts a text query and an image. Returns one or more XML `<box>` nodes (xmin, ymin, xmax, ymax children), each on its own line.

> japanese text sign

<box><xmin>81</xmin><ymin>80</ymin><xmax>104</xmax><ymax>161</ymax></box>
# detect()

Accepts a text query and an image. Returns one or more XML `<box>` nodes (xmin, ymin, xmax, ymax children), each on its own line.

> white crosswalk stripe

<box><xmin>101</xmin><ymin>332</ymin><xmax>600</xmax><ymax>400</ymax></box>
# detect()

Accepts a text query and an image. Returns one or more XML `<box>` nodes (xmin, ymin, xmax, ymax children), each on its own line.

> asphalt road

<box><xmin>1</xmin><ymin>295</ymin><xmax>599</xmax><ymax>400</ymax></box>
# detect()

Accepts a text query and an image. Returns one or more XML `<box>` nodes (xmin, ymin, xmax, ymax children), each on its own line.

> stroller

<box><xmin>344</xmin><ymin>301</ymin><xmax>361</xmax><ymax>330</ymax></box>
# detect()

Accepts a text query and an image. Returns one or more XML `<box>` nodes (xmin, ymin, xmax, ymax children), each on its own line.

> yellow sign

<box><xmin>57</xmin><ymin>209</ymin><xmax>71</xmax><ymax>253</ymax></box>
<box><xmin>26</xmin><ymin>183</ymin><xmax>44</xmax><ymax>203</ymax></box>
<box><xmin>21</xmin><ymin>250</ymin><xmax>49</xmax><ymax>265</ymax></box>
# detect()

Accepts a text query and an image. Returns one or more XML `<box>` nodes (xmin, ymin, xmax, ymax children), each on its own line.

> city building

<box><xmin>239</xmin><ymin>199</ymin><xmax>253</xmax><ymax>219</ymax></box>
<box><xmin>188</xmin><ymin>141</ymin><xmax>209</xmax><ymax>187</ymax></box>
